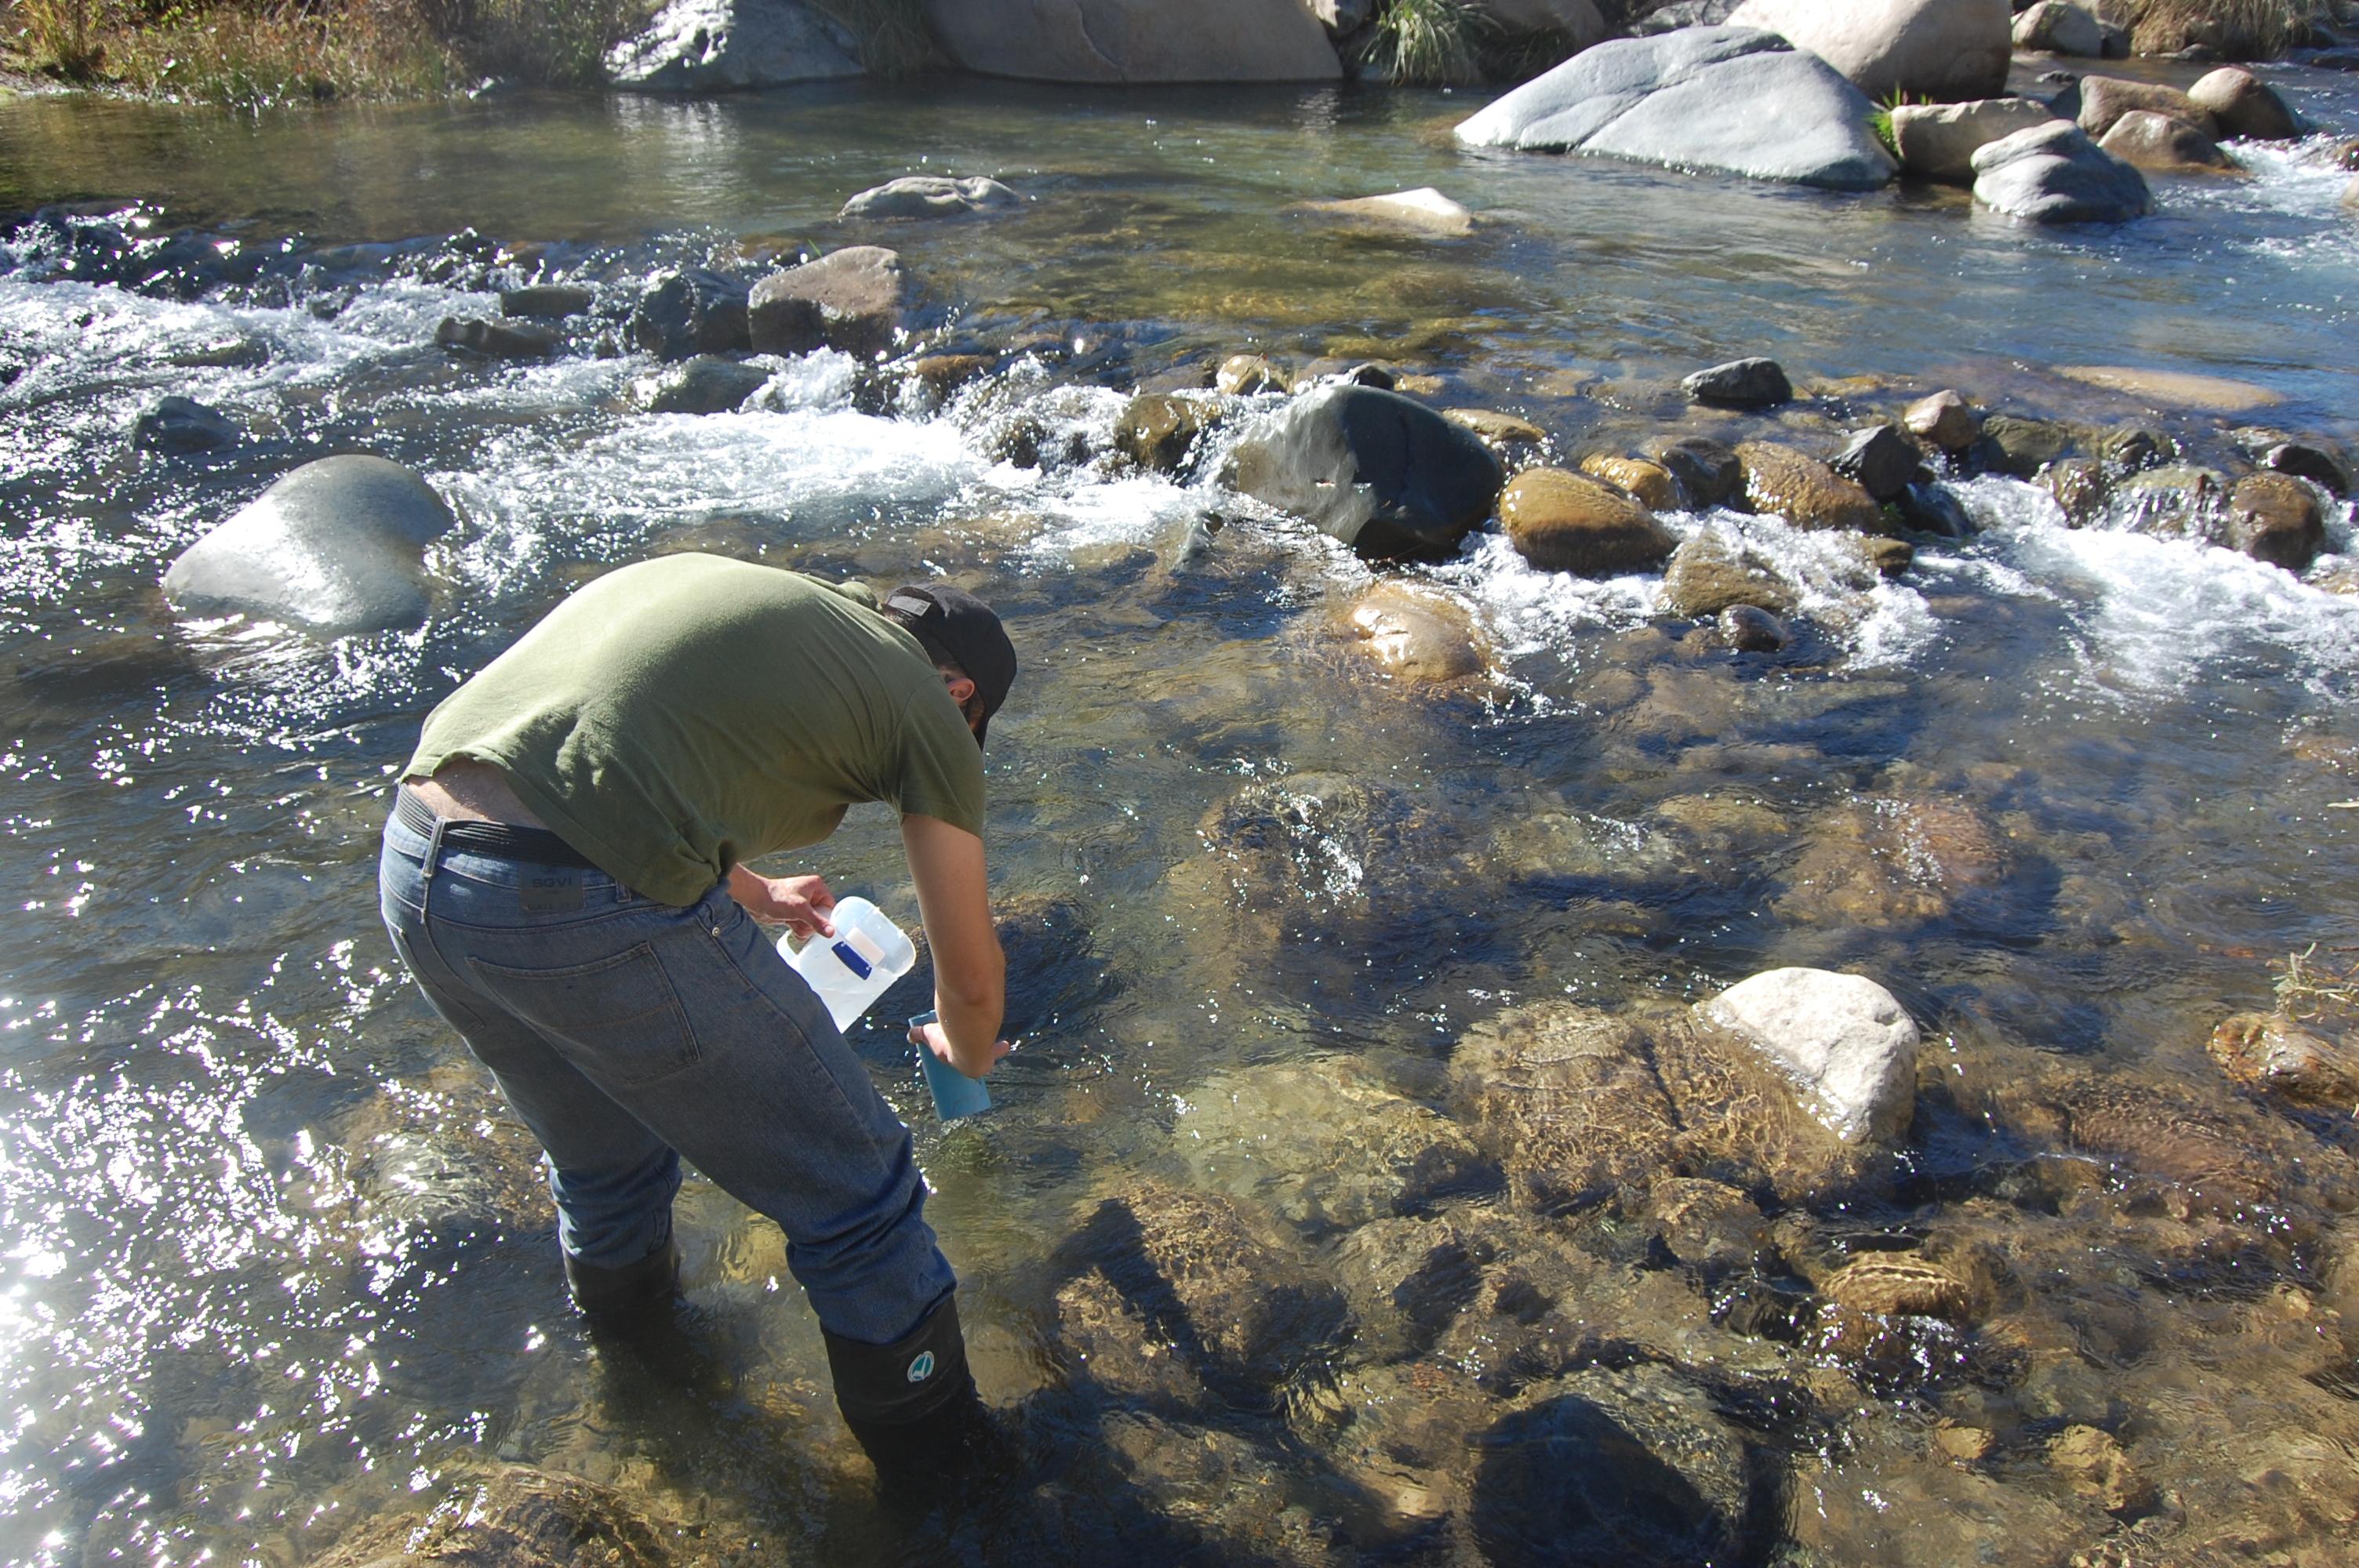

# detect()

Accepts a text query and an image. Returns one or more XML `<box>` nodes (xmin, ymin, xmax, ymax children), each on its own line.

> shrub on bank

<box><xmin>2106</xmin><ymin>0</ymin><xmax>2344</xmax><ymax>58</ymax></box>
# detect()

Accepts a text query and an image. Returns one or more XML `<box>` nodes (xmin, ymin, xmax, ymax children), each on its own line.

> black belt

<box><xmin>395</xmin><ymin>786</ymin><xmax>600</xmax><ymax>870</ymax></box>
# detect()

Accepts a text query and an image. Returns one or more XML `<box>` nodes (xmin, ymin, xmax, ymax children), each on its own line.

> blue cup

<box><xmin>909</xmin><ymin>1012</ymin><xmax>992</xmax><ymax>1120</ymax></box>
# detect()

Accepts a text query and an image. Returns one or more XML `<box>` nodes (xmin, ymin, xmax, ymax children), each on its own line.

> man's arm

<box><xmin>901</xmin><ymin>812</ymin><xmax>1010</xmax><ymax>1078</ymax></box>
<box><xmin>727</xmin><ymin>863</ymin><xmax>837</xmax><ymax>939</ymax></box>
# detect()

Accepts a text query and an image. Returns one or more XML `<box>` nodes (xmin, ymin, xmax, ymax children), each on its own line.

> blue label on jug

<box><xmin>831</xmin><ymin>941</ymin><xmax>873</xmax><ymax>980</ymax></box>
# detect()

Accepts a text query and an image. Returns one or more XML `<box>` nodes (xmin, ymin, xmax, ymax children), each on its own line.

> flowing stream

<box><xmin>3</xmin><ymin>57</ymin><xmax>2359</xmax><ymax>1568</ymax></box>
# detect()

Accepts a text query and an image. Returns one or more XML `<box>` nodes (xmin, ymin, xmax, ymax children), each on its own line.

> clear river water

<box><xmin>2</xmin><ymin>54</ymin><xmax>2358</xmax><ymax>1568</ymax></box>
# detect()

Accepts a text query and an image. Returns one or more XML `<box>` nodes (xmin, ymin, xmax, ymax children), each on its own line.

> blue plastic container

<box><xmin>908</xmin><ymin>1011</ymin><xmax>992</xmax><ymax>1120</ymax></box>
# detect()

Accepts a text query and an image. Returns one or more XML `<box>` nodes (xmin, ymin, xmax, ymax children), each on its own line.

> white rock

<box><xmin>1699</xmin><ymin>967</ymin><xmax>1919</xmax><ymax>1145</ymax></box>
<box><xmin>1726</xmin><ymin>0</ymin><xmax>2011</xmax><ymax>102</ymax></box>
<box><xmin>840</xmin><ymin>175</ymin><xmax>1023</xmax><ymax>220</ymax></box>
<box><xmin>605</xmin><ymin>0</ymin><xmax>862</xmax><ymax>92</ymax></box>
<box><xmin>2012</xmin><ymin>0</ymin><xmax>2104</xmax><ymax>57</ymax></box>
<box><xmin>1303</xmin><ymin>187</ymin><xmax>1474</xmax><ymax>235</ymax></box>
<box><xmin>1888</xmin><ymin>96</ymin><xmax>2059</xmax><ymax>183</ymax></box>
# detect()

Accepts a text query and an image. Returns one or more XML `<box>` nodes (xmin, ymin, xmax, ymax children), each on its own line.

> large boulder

<box><xmin>1453</xmin><ymin>26</ymin><xmax>1896</xmax><ymax>191</ymax></box>
<box><xmin>839</xmin><ymin>175</ymin><xmax>1022</xmax><ymax>220</ymax></box>
<box><xmin>1888</xmin><ymin>96</ymin><xmax>2059</xmax><ymax>183</ymax></box>
<box><xmin>1971</xmin><ymin>121</ymin><xmax>2154</xmax><ymax>223</ymax></box>
<box><xmin>1725</xmin><ymin>0</ymin><xmax>2011</xmax><ymax>101</ymax></box>
<box><xmin>2099</xmin><ymin>110</ymin><xmax>2233</xmax><ymax>173</ymax></box>
<box><xmin>920</xmin><ymin>0</ymin><xmax>1341</xmax><ymax>82</ymax></box>
<box><xmin>2012</xmin><ymin>0</ymin><xmax>2104</xmax><ymax>56</ymax></box>
<box><xmin>1498</xmin><ymin>468</ymin><xmax>1678</xmax><ymax>574</ymax></box>
<box><xmin>1697</xmin><ymin>967</ymin><xmax>1920</xmax><ymax>1144</ymax></box>
<box><xmin>2187</xmin><ymin>66</ymin><xmax>2301</xmax><ymax>140</ymax></box>
<box><xmin>605</xmin><ymin>0</ymin><xmax>862</xmax><ymax>91</ymax></box>
<box><xmin>746</xmin><ymin>245</ymin><xmax>909</xmax><ymax>359</ymax></box>
<box><xmin>1227</xmin><ymin>384</ymin><xmax>1504</xmax><ymax>561</ymax></box>
<box><xmin>162</xmin><ymin>456</ymin><xmax>455</xmax><ymax>634</ymax></box>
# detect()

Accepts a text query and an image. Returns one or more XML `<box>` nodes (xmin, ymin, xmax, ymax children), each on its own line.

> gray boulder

<box><xmin>1454</xmin><ymin>27</ymin><xmax>1896</xmax><ymax>191</ymax></box>
<box><xmin>2187</xmin><ymin>66</ymin><xmax>2301</xmax><ymax>140</ymax></box>
<box><xmin>1227</xmin><ymin>384</ymin><xmax>1505</xmax><ymax>561</ymax></box>
<box><xmin>1682</xmin><ymin>354</ymin><xmax>1792</xmax><ymax>406</ymax></box>
<box><xmin>131</xmin><ymin>396</ymin><xmax>240</xmax><ymax>457</ymax></box>
<box><xmin>1972</xmin><ymin>120</ymin><xmax>2153</xmax><ymax>223</ymax></box>
<box><xmin>747</xmin><ymin>246</ymin><xmax>909</xmax><ymax>358</ymax></box>
<box><xmin>630</xmin><ymin>268</ymin><xmax>751</xmax><ymax>361</ymax></box>
<box><xmin>840</xmin><ymin>175</ymin><xmax>1022</xmax><ymax>220</ymax></box>
<box><xmin>1888</xmin><ymin>97</ymin><xmax>2059</xmax><ymax>183</ymax></box>
<box><xmin>1725</xmin><ymin>0</ymin><xmax>2012</xmax><ymax>101</ymax></box>
<box><xmin>921</xmin><ymin>0</ymin><xmax>1341</xmax><ymax>82</ymax></box>
<box><xmin>1698</xmin><ymin>967</ymin><xmax>1920</xmax><ymax>1145</ymax></box>
<box><xmin>605</xmin><ymin>0</ymin><xmax>861</xmax><ymax>91</ymax></box>
<box><xmin>162</xmin><ymin>456</ymin><xmax>455</xmax><ymax>634</ymax></box>
<box><xmin>1833</xmin><ymin>423</ymin><xmax>1921</xmax><ymax>502</ymax></box>
<box><xmin>2012</xmin><ymin>0</ymin><xmax>2104</xmax><ymax>56</ymax></box>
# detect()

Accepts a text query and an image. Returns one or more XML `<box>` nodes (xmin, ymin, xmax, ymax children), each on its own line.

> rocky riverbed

<box><xmin>4</xmin><ymin>53</ymin><xmax>2359</xmax><ymax>1568</ymax></box>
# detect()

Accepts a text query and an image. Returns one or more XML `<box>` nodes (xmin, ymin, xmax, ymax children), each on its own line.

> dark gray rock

<box><xmin>630</xmin><ymin>268</ymin><xmax>751</xmax><ymax>361</ymax></box>
<box><xmin>1832</xmin><ymin>423</ymin><xmax>1921</xmax><ymax>501</ymax></box>
<box><xmin>1454</xmin><ymin>26</ymin><xmax>1896</xmax><ymax>191</ymax></box>
<box><xmin>605</xmin><ymin>0</ymin><xmax>861</xmax><ymax>92</ymax></box>
<box><xmin>434</xmin><ymin>316</ymin><xmax>559</xmax><ymax>359</ymax></box>
<box><xmin>131</xmin><ymin>396</ymin><xmax>241</xmax><ymax>457</ymax></box>
<box><xmin>1718</xmin><ymin>603</ymin><xmax>1790</xmax><ymax>651</ymax></box>
<box><xmin>1896</xmin><ymin>480</ymin><xmax>1976</xmax><ymax>537</ymax></box>
<box><xmin>1972</xmin><ymin>120</ymin><xmax>2152</xmax><ymax>223</ymax></box>
<box><xmin>2256</xmin><ymin>441</ymin><xmax>2352</xmax><ymax>497</ymax></box>
<box><xmin>746</xmin><ymin>246</ymin><xmax>909</xmax><ymax>359</ymax></box>
<box><xmin>632</xmin><ymin>354</ymin><xmax>772</xmax><ymax>413</ymax></box>
<box><xmin>1977</xmin><ymin>413</ymin><xmax>2077</xmax><ymax>475</ymax></box>
<box><xmin>840</xmin><ymin>176</ymin><xmax>1022</xmax><ymax>220</ymax></box>
<box><xmin>162</xmin><ymin>456</ymin><xmax>455</xmax><ymax>634</ymax></box>
<box><xmin>2099</xmin><ymin>422</ymin><xmax>2172</xmax><ymax>477</ymax></box>
<box><xmin>1227</xmin><ymin>384</ymin><xmax>1505</xmax><ymax>562</ymax></box>
<box><xmin>500</xmin><ymin>283</ymin><xmax>595</xmax><ymax>319</ymax></box>
<box><xmin>1682</xmin><ymin>355</ymin><xmax>1792</xmax><ymax>408</ymax></box>
<box><xmin>1648</xmin><ymin>435</ymin><xmax>1743</xmax><ymax>508</ymax></box>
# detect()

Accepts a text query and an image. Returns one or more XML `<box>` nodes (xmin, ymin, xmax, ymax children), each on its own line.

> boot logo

<box><xmin>906</xmin><ymin>1350</ymin><xmax>936</xmax><ymax>1383</ymax></box>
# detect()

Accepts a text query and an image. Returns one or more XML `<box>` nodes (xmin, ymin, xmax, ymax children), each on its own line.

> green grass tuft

<box><xmin>1360</xmin><ymin>0</ymin><xmax>1486</xmax><ymax>88</ymax></box>
<box><xmin>1868</xmin><ymin>106</ymin><xmax>1897</xmax><ymax>160</ymax></box>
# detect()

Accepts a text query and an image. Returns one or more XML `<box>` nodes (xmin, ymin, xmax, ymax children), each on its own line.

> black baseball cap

<box><xmin>885</xmin><ymin>583</ymin><xmax>1017</xmax><ymax>747</ymax></box>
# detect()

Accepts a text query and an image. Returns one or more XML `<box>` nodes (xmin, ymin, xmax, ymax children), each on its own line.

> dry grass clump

<box><xmin>2275</xmin><ymin>943</ymin><xmax>2359</xmax><ymax>1026</ymax></box>
<box><xmin>2103</xmin><ymin>0</ymin><xmax>2342</xmax><ymax>58</ymax></box>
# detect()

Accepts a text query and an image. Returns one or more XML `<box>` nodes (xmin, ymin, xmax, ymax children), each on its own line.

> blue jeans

<box><xmin>376</xmin><ymin>792</ymin><xmax>956</xmax><ymax>1345</ymax></box>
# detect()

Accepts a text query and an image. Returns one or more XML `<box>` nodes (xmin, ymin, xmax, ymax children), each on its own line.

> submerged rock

<box><xmin>605</xmin><ymin>0</ymin><xmax>860</xmax><ymax>91</ymax></box>
<box><xmin>1343</xmin><ymin>581</ymin><xmax>1488</xmax><ymax>683</ymax></box>
<box><xmin>1818</xmin><ymin>1251</ymin><xmax>1974</xmax><ymax>1319</ymax></box>
<box><xmin>1454</xmin><ymin>26</ymin><xmax>1897</xmax><ymax>191</ymax></box>
<box><xmin>1659</xmin><ymin>528</ymin><xmax>1799</xmax><ymax>617</ymax></box>
<box><xmin>1698</xmin><ymin>967</ymin><xmax>1920</xmax><ymax>1145</ymax></box>
<box><xmin>131</xmin><ymin>395</ymin><xmax>240</xmax><ymax>457</ymax></box>
<box><xmin>1725</xmin><ymin>0</ymin><xmax>2012</xmax><ymax>102</ymax></box>
<box><xmin>311</xmin><ymin>1465</ymin><xmax>675</xmax><ymax>1567</ymax></box>
<box><xmin>1303</xmin><ymin>187</ymin><xmax>1476</xmax><ymax>237</ymax></box>
<box><xmin>162</xmin><ymin>456</ymin><xmax>455</xmax><ymax>634</ymax></box>
<box><xmin>1498</xmin><ymin>468</ymin><xmax>1678</xmax><ymax>575</ymax></box>
<box><xmin>1683</xmin><ymin>355</ymin><xmax>1792</xmax><ymax>408</ymax></box>
<box><xmin>2208</xmin><ymin>1013</ymin><xmax>2359</xmax><ymax>1109</ymax></box>
<box><xmin>1735</xmin><ymin>441</ymin><xmax>1885</xmax><ymax>532</ymax></box>
<box><xmin>2227</xmin><ymin>472</ymin><xmax>2326</xmax><ymax>572</ymax></box>
<box><xmin>2047</xmin><ymin>1425</ymin><xmax>2157</xmax><ymax>1517</ymax></box>
<box><xmin>2099</xmin><ymin>110</ymin><xmax>2234</xmax><ymax>173</ymax></box>
<box><xmin>921</xmin><ymin>0</ymin><xmax>1343</xmax><ymax>83</ymax></box>
<box><xmin>1227</xmin><ymin>384</ymin><xmax>1504</xmax><ymax>561</ymax></box>
<box><xmin>1447</xmin><ymin>408</ymin><xmax>1547</xmax><ymax>446</ymax></box>
<box><xmin>1888</xmin><ymin>98</ymin><xmax>2059</xmax><ymax>183</ymax></box>
<box><xmin>1173</xmin><ymin>1055</ymin><xmax>1498</xmax><ymax>1229</ymax></box>
<box><xmin>1775</xmin><ymin>793</ymin><xmax>2010</xmax><ymax>930</ymax></box>
<box><xmin>840</xmin><ymin>175</ymin><xmax>1022</xmax><ymax>220</ymax></box>
<box><xmin>2188</xmin><ymin>66</ymin><xmax>2300</xmax><ymax>141</ymax></box>
<box><xmin>747</xmin><ymin>245</ymin><xmax>909</xmax><ymax>359</ymax></box>
<box><xmin>1972</xmin><ymin>121</ymin><xmax>2154</xmax><ymax>223</ymax></box>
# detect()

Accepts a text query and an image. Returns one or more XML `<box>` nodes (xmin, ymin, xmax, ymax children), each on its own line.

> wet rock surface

<box><xmin>132</xmin><ymin>394</ymin><xmax>241</xmax><ymax>457</ymax></box>
<box><xmin>840</xmin><ymin>175</ymin><xmax>1022</xmax><ymax>220</ymax></box>
<box><xmin>312</xmin><ymin>1465</ymin><xmax>678</xmax><ymax>1567</ymax></box>
<box><xmin>1736</xmin><ymin>440</ymin><xmax>1885</xmax><ymax>532</ymax></box>
<box><xmin>630</xmin><ymin>354</ymin><xmax>771</xmax><ymax>414</ymax></box>
<box><xmin>1343</xmin><ymin>582</ymin><xmax>1488</xmax><ymax>683</ymax></box>
<box><xmin>1660</xmin><ymin>528</ymin><xmax>1801</xmax><ymax>616</ymax></box>
<box><xmin>2209</xmin><ymin>1013</ymin><xmax>2359</xmax><ymax>1109</ymax></box>
<box><xmin>2226</xmin><ymin>471</ymin><xmax>2327</xmax><ymax>571</ymax></box>
<box><xmin>629</xmin><ymin>268</ymin><xmax>751</xmax><ymax>361</ymax></box>
<box><xmin>747</xmin><ymin>245</ymin><xmax>909</xmax><ymax>359</ymax></box>
<box><xmin>1498</xmin><ymin>467</ymin><xmax>1678</xmax><ymax>575</ymax></box>
<box><xmin>606</xmin><ymin>0</ymin><xmax>861</xmax><ymax>92</ymax></box>
<box><xmin>1972</xmin><ymin>121</ymin><xmax>2154</xmax><ymax>223</ymax></box>
<box><xmin>1227</xmin><ymin>384</ymin><xmax>1503</xmax><ymax>561</ymax></box>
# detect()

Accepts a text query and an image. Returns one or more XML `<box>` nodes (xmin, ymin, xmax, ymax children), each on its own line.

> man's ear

<box><xmin>943</xmin><ymin>673</ymin><xmax>977</xmax><ymax>707</ymax></box>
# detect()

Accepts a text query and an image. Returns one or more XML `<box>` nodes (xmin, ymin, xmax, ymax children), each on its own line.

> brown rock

<box><xmin>1659</xmin><ymin>529</ymin><xmax>1798</xmax><ymax>617</ymax></box>
<box><xmin>2047</xmin><ymin>1425</ymin><xmax>2156</xmax><ymax>1516</ymax></box>
<box><xmin>2187</xmin><ymin>66</ymin><xmax>2300</xmax><ymax>141</ymax></box>
<box><xmin>1648</xmin><ymin>435</ymin><xmax>1743</xmax><ymax>507</ymax></box>
<box><xmin>1454</xmin><ymin>1006</ymin><xmax>1678</xmax><ymax>1214</ymax></box>
<box><xmin>2043</xmin><ymin>456</ymin><xmax>2108</xmax><ymax>524</ymax></box>
<box><xmin>311</xmin><ymin>1465</ymin><xmax>675</xmax><ymax>1568</ymax></box>
<box><xmin>1581</xmin><ymin>454</ymin><xmax>1682</xmax><ymax>510</ymax></box>
<box><xmin>747</xmin><ymin>245</ymin><xmax>910</xmax><ymax>359</ymax></box>
<box><xmin>1344</xmin><ymin>582</ymin><xmax>1487</xmax><ymax>683</ymax></box>
<box><xmin>2208</xmin><ymin>1013</ymin><xmax>2359</xmax><ymax>1109</ymax></box>
<box><xmin>2227</xmin><ymin>472</ymin><xmax>2326</xmax><ymax>572</ymax></box>
<box><xmin>1935</xmin><ymin>1424</ymin><xmax>1994</xmax><ymax>1465</ymax></box>
<box><xmin>1216</xmin><ymin>353</ymin><xmax>1290</xmax><ymax>395</ymax></box>
<box><xmin>1843</xmin><ymin>534</ymin><xmax>1915</xmax><ymax>578</ymax></box>
<box><xmin>1498</xmin><ymin>468</ymin><xmax>1677</xmax><ymax>575</ymax></box>
<box><xmin>2075</xmin><ymin>74</ymin><xmax>2215</xmax><ymax>140</ymax></box>
<box><xmin>1445</xmin><ymin>407</ymin><xmax>1547</xmax><ymax>446</ymax></box>
<box><xmin>1717</xmin><ymin>603</ymin><xmax>1789</xmax><ymax>652</ymax></box>
<box><xmin>1820</xmin><ymin>1254</ymin><xmax>1975</xmax><ymax>1320</ymax></box>
<box><xmin>908</xmin><ymin>352</ymin><xmax>994</xmax><ymax>400</ymax></box>
<box><xmin>1113</xmin><ymin>393</ymin><xmax>1214</xmax><ymax>472</ymax></box>
<box><xmin>2099</xmin><ymin>109</ymin><xmax>2233</xmax><ymax>172</ymax></box>
<box><xmin>1735</xmin><ymin>441</ymin><xmax>1885</xmax><ymax>532</ymax></box>
<box><xmin>1903</xmin><ymin>389</ymin><xmax>1980</xmax><ymax>451</ymax></box>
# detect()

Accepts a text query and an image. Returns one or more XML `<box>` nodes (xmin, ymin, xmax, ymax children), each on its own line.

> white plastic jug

<box><xmin>781</xmin><ymin>896</ymin><xmax>917</xmax><ymax>1031</ymax></box>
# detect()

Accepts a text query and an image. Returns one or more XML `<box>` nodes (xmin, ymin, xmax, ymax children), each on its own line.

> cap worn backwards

<box><xmin>885</xmin><ymin>583</ymin><xmax>1017</xmax><ymax>747</ymax></box>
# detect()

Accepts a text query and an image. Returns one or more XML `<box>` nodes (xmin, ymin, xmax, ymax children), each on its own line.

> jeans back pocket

<box><xmin>468</xmin><ymin>944</ymin><xmax>700</xmax><ymax>1086</ymax></box>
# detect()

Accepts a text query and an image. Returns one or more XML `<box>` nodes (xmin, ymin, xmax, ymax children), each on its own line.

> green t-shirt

<box><xmin>408</xmin><ymin>554</ymin><xmax>986</xmax><ymax>906</ymax></box>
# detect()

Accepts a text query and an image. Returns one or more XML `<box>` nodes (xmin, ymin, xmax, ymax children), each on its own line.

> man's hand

<box><xmin>911</xmin><ymin>1017</ymin><xmax>1014</xmax><ymax>1080</ymax></box>
<box><xmin>726</xmin><ymin>865</ymin><xmax>836</xmax><ymax>939</ymax></box>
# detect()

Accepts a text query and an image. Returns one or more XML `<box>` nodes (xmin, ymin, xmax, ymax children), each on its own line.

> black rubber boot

<box><xmin>562</xmin><ymin>1236</ymin><xmax>681</xmax><ymax>1327</ymax></box>
<box><xmin>823</xmin><ymin>1294</ymin><xmax>995</xmax><ymax>1491</ymax></box>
